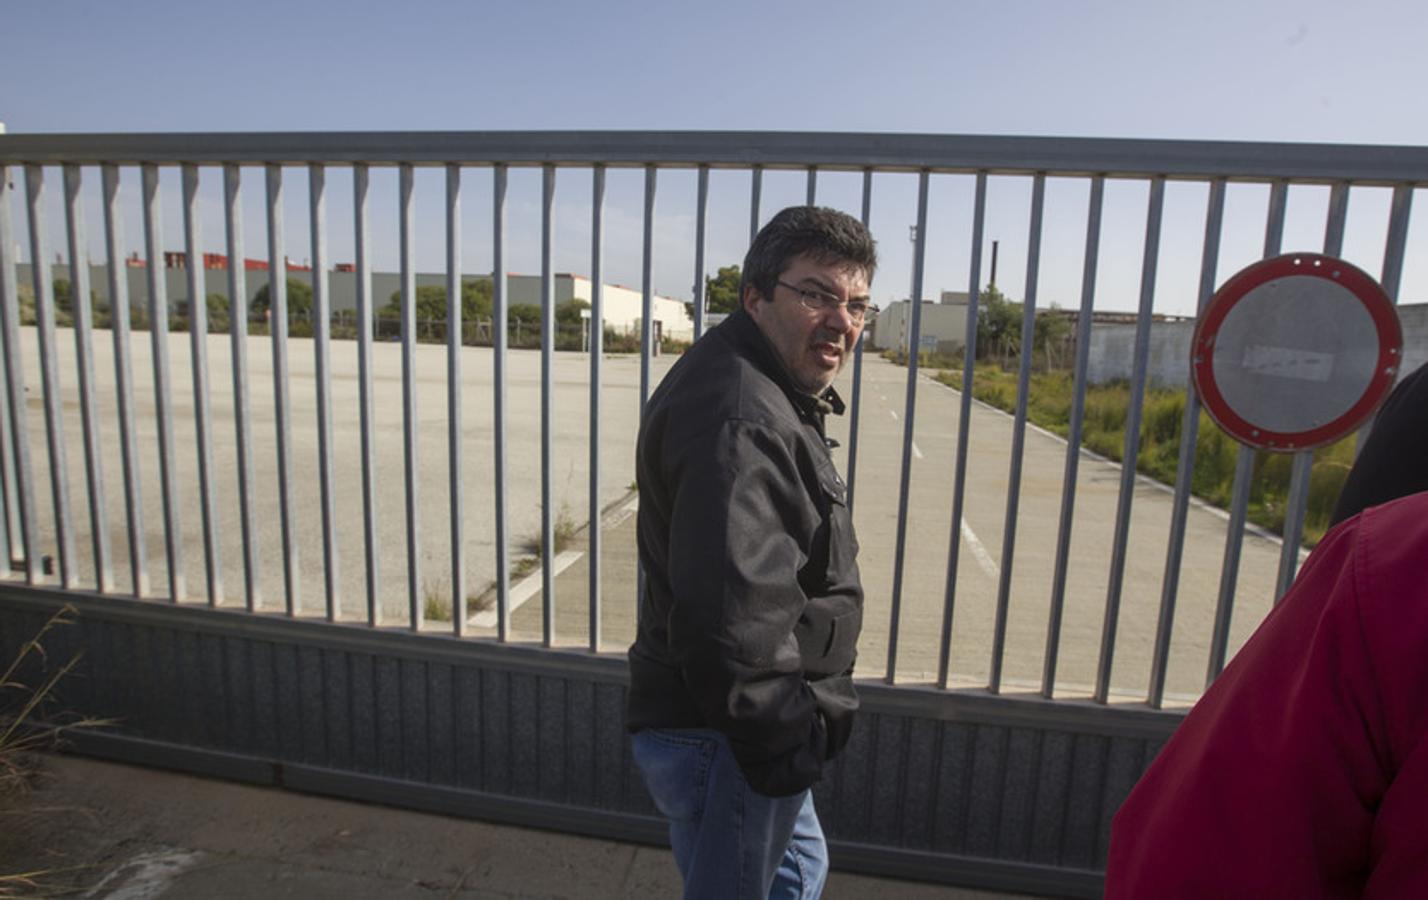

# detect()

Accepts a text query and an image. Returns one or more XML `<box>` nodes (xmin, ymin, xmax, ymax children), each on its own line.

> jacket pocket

<box><xmin>823</xmin><ymin>607</ymin><xmax>861</xmax><ymax>672</ymax></box>
<box><xmin>817</xmin><ymin>465</ymin><xmax>860</xmax><ymax>576</ymax></box>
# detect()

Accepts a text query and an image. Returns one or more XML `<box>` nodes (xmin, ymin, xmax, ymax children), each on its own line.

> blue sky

<box><xmin>4</xmin><ymin>0</ymin><xmax>1426</xmax><ymax>313</ymax></box>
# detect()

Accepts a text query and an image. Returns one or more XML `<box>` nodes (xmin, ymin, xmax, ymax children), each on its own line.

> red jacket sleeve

<box><xmin>1106</xmin><ymin>493</ymin><xmax>1428</xmax><ymax>898</ymax></box>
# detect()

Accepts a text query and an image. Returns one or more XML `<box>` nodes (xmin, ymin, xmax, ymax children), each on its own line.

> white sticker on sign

<box><xmin>1240</xmin><ymin>345</ymin><xmax>1334</xmax><ymax>383</ymax></box>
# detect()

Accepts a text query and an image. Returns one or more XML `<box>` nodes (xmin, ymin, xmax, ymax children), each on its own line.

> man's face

<box><xmin>744</xmin><ymin>253</ymin><xmax>871</xmax><ymax>396</ymax></box>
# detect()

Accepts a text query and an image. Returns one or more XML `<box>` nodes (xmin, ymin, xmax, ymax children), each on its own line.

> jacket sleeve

<box><xmin>663</xmin><ymin>417</ymin><xmax>827</xmax><ymax>797</ymax></box>
<box><xmin>1105</xmin><ymin>511</ymin><xmax>1399</xmax><ymax>898</ymax></box>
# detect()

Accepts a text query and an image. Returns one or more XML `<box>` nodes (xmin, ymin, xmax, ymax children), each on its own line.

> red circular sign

<box><xmin>1191</xmin><ymin>253</ymin><xmax>1401</xmax><ymax>451</ymax></box>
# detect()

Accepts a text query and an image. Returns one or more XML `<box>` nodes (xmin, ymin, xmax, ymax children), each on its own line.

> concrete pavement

<box><xmin>7</xmin><ymin>325</ymin><xmax>1296</xmax><ymax>702</ymax></box>
<box><xmin>2</xmin><ymin>753</ymin><xmax>1046</xmax><ymax>899</ymax></box>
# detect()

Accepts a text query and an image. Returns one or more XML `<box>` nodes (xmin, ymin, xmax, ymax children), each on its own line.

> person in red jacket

<box><xmin>1105</xmin><ymin>488</ymin><xmax>1428</xmax><ymax>897</ymax></box>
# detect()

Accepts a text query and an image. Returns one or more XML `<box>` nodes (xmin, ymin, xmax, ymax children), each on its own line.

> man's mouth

<box><xmin>812</xmin><ymin>341</ymin><xmax>843</xmax><ymax>367</ymax></box>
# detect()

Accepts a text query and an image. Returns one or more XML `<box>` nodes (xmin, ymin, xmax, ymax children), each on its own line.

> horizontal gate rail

<box><xmin>3</xmin><ymin>131</ymin><xmax>1428</xmax><ymax>183</ymax></box>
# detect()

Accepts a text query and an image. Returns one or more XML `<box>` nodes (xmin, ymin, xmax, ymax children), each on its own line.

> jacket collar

<box><xmin>724</xmin><ymin>309</ymin><xmax>846</xmax><ymax>418</ymax></box>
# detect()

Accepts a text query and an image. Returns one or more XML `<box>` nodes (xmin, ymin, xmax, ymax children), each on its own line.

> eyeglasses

<box><xmin>775</xmin><ymin>281</ymin><xmax>877</xmax><ymax>322</ymax></box>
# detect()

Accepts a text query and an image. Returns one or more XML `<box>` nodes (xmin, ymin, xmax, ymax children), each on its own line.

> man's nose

<box><xmin>823</xmin><ymin>303</ymin><xmax>855</xmax><ymax>331</ymax></box>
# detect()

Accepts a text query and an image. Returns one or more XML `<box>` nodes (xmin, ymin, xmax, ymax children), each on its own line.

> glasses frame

<box><xmin>774</xmin><ymin>280</ymin><xmax>877</xmax><ymax>323</ymax></box>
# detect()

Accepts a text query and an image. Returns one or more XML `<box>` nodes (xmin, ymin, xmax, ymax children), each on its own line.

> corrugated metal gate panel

<box><xmin>0</xmin><ymin>591</ymin><xmax>1172</xmax><ymax>896</ymax></box>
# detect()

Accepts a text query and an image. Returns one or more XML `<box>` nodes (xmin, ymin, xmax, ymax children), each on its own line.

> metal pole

<box><xmin>353</xmin><ymin>164</ymin><xmax>379</xmax><ymax>626</ymax></box>
<box><xmin>937</xmin><ymin>171</ymin><xmax>987</xmax><ymax>690</ymax></box>
<box><xmin>63</xmin><ymin>164</ymin><xmax>113</xmax><ymax>593</ymax></box>
<box><xmin>1093</xmin><ymin>176</ymin><xmax>1166</xmax><ymax>704</ymax></box>
<box><xmin>141</xmin><ymin>164</ymin><xmax>183</xmax><ymax>601</ymax></box>
<box><xmin>1146</xmin><ymin>178</ymin><xmax>1225</xmax><ymax>708</ymax></box>
<box><xmin>310</xmin><ymin>163</ymin><xmax>338</xmax><ymax>621</ymax></box>
<box><xmin>885</xmin><ymin>170</ymin><xmax>930</xmax><ymax>684</ymax></box>
<box><xmin>989</xmin><ymin>173</ymin><xmax>1046</xmax><ymax>694</ymax></box>
<box><xmin>182</xmin><ymin>164</ymin><xmax>222</xmax><ymax>605</ymax></box>
<box><xmin>1041</xmin><ymin>175</ymin><xmax>1105</xmax><ymax>698</ymax></box>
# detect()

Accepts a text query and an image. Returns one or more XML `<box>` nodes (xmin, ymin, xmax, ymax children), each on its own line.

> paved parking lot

<box><xmin>6</xmin><ymin>328</ymin><xmax>1293</xmax><ymax>702</ymax></box>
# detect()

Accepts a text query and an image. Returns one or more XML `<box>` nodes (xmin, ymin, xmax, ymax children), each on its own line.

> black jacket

<box><xmin>1331</xmin><ymin>361</ymin><xmax>1428</xmax><ymax>526</ymax></box>
<box><xmin>626</xmin><ymin>309</ymin><xmax>863</xmax><ymax>797</ymax></box>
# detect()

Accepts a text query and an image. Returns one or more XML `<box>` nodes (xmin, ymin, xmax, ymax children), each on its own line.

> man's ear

<box><xmin>742</xmin><ymin>283</ymin><xmax>764</xmax><ymax>319</ymax></box>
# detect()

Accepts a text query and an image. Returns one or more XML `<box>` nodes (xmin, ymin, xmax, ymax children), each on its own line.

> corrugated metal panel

<box><xmin>0</xmin><ymin>593</ymin><xmax>1177</xmax><ymax>898</ymax></box>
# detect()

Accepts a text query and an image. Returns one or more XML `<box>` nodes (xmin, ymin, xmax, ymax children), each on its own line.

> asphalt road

<box><xmin>5</xmin><ymin>327</ymin><xmax>1293</xmax><ymax>703</ymax></box>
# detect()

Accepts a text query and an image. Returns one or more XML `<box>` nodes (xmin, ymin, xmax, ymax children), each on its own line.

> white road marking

<box><xmin>603</xmin><ymin>495</ymin><xmax>640</xmax><ymax>529</ymax></box>
<box><xmin>961</xmin><ymin>517</ymin><xmax>1000</xmax><ymax>580</ymax></box>
<box><xmin>889</xmin><ymin>410</ymin><xmax>898</xmax><ymax>421</ymax></box>
<box><xmin>86</xmin><ymin>849</ymin><xmax>206</xmax><ymax>900</ymax></box>
<box><xmin>471</xmin><ymin>549</ymin><xmax>585</xmax><ymax>628</ymax></box>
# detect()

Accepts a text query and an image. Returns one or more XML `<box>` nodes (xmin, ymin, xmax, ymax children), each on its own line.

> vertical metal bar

<box><xmin>310</xmin><ymin>163</ymin><xmax>337</xmax><ymax>622</ymax></box>
<box><xmin>588</xmin><ymin>165</ymin><xmax>605</xmax><ymax>653</ymax></box>
<box><xmin>1041</xmin><ymin>175</ymin><xmax>1106</xmax><ymax>698</ymax></box>
<box><xmin>0</xmin><ymin>165</ymin><xmax>38</xmax><ymax>583</ymax></box>
<box><xmin>63</xmin><ymin>164</ymin><xmax>113</xmax><ymax>592</ymax></box>
<box><xmin>353</xmin><ymin>164</ymin><xmax>379</xmax><ymax>626</ymax></box>
<box><xmin>1322</xmin><ymin>182</ymin><xmax>1350</xmax><ymax>259</ymax></box>
<box><xmin>1264</xmin><ymin>181</ymin><xmax>1289</xmax><ymax>257</ymax></box>
<box><xmin>1378</xmin><ymin>184</ymin><xmax>1413</xmax><ymax>303</ymax></box>
<box><xmin>1146</xmin><ymin>179</ymin><xmax>1226</xmax><ymax>708</ymax></box>
<box><xmin>492</xmin><ymin>164</ymin><xmax>510</xmax><ymax>641</ymax></box>
<box><xmin>937</xmin><ymin>172</ymin><xmax>987</xmax><ymax>689</ymax></box>
<box><xmin>989</xmin><ymin>173</ymin><xmax>1047</xmax><ymax>694</ymax></box>
<box><xmin>1207</xmin><ymin>180</ymin><xmax>1288</xmax><ymax>686</ymax></box>
<box><xmin>639</xmin><ymin>166</ymin><xmax>656</xmax><ymax>410</ymax></box>
<box><xmin>446</xmin><ymin>163</ymin><xmax>466</xmax><ymax>636</ymax></box>
<box><xmin>1353</xmin><ymin>183</ymin><xmax>1415</xmax><ymax>454</ymax></box>
<box><xmin>636</xmin><ymin>165</ymin><xmax>656</xmax><ymax>614</ymax></box>
<box><xmin>102</xmin><ymin>165</ymin><xmax>147</xmax><ymax>596</ymax></box>
<box><xmin>1093</xmin><ymin>176</ymin><xmax>1166</xmax><ymax>704</ymax></box>
<box><xmin>749</xmin><ymin>165</ymin><xmax>763</xmax><ymax>244</ymax></box>
<box><xmin>26</xmin><ymin>166</ymin><xmax>77</xmax><ymax>587</ymax></box>
<box><xmin>805</xmin><ymin>167</ymin><xmax>817</xmax><ymax>206</ymax></box>
<box><xmin>398</xmin><ymin>163</ymin><xmax>420</xmax><ymax>629</ymax></box>
<box><xmin>692</xmin><ymin>165</ymin><xmax>708</xmax><ymax>341</ymax></box>
<box><xmin>540</xmin><ymin>164</ymin><xmax>556</xmax><ymax>647</ymax></box>
<box><xmin>141</xmin><ymin>164</ymin><xmax>184</xmax><ymax>601</ymax></box>
<box><xmin>845</xmin><ymin>169</ymin><xmax>873</xmax><ymax>515</ymax></box>
<box><xmin>182</xmin><ymin>164</ymin><xmax>222</xmax><ymax>605</ymax></box>
<box><xmin>1273</xmin><ymin>183</ymin><xmax>1351</xmax><ymax>602</ymax></box>
<box><xmin>0</xmin><ymin>313</ymin><xmax>12</xmax><ymax>568</ymax></box>
<box><xmin>0</xmin><ymin>164</ymin><xmax>13</xmax><ymax>567</ymax></box>
<box><xmin>224</xmin><ymin>164</ymin><xmax>258</xmax><ymax>611</ymax></box>
<box><xmin>885</xmin><ymin>170</ymin><xmax>931</xmax><ymax>684</ymax></box>
<box><xmin>1207</xmin><ymin>459</ymin><xmax>1254</xmax><ymax>685</ymax></box>
<box><xmin>138</xmin><ymin>169</ymin><xmax>182</xmax><ymax>602</ymax></box>
<box><xmin>265</xmin><ymin>164</ymin><xmax>297</xmax><ymax>615</ymax></box>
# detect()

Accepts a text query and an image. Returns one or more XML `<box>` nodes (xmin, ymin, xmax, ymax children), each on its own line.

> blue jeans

<box><xmin>631</xmin><ymin>728</ymin><xmax>829</xmax><ymax>899</ymax></box>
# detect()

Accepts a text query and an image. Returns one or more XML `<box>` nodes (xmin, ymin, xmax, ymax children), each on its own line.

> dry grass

<box><xmin>1</xmin><ymin>605</ymin><xmax>111</xmax><ymax>896</ymax></box>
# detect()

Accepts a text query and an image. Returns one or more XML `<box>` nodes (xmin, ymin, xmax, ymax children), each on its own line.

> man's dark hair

<box><xmin>740</xmin><ymin>206</ymin><xmax>878</xmax><ymax>303</ymax></box>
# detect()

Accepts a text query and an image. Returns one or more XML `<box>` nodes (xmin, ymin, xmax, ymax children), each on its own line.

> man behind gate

<box><xmin>627</xmin><ymin>206</ymin><xmax>877</xmax><ymax>899</ymax></box>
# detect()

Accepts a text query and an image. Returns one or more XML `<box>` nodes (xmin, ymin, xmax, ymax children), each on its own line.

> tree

<box><xmin>687</xmin><ymin>264</ymin><xmax>742</xmax><ymax>319</ymax></box>
<box><xmin>205</xmin><ymin>293</ymin><xmax>231</xmax><ymax>332</ymax></box>
<box><xmin>47</xmin><ymin>279</ymin><xmax>77</xmax><ymax>327</ymax></box>
<box><xmin>556</xmin><ymin>297</ymin><xmax>590</xmax><ymax>325</ymax></box>
<box><xmin>975</xmin><ymin>284</ymin><xmax>1020</xmax><ymax>363</ymax></box>
<box><xmin>382</xmin><ymin>278</ymin><xmax>494</xmax><ymax>321</ymax></box>
<box><xmin>252</xmin><ymin>277</ymin><xmax>314</xmax><ymax>320</ymax></box>
<box><xmin>508</xmin><ymin>303</ymin><xmax>541</xmax><ymax>324</ymax></box>
<box><xmin>1033</xmin><ymin>308</ymin><xmax>1072</xmax><ymax>371</ymax></box>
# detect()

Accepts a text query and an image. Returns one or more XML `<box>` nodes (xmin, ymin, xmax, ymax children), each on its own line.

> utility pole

<box><xmin>990</xmin><ymin>239</ymin><xmax>999</xmax><ymax>289</ymax></box>
<box><xmin>908</xmin><ymin>225</ymin><xmax>919</xmax><ymax>302</ymax></box>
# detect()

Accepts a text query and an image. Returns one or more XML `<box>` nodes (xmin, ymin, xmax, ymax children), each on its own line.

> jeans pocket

<box><xmin>631</xmin><ymin>729</ymin><xmax>718</xmax><ymax>823</ymax></box>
